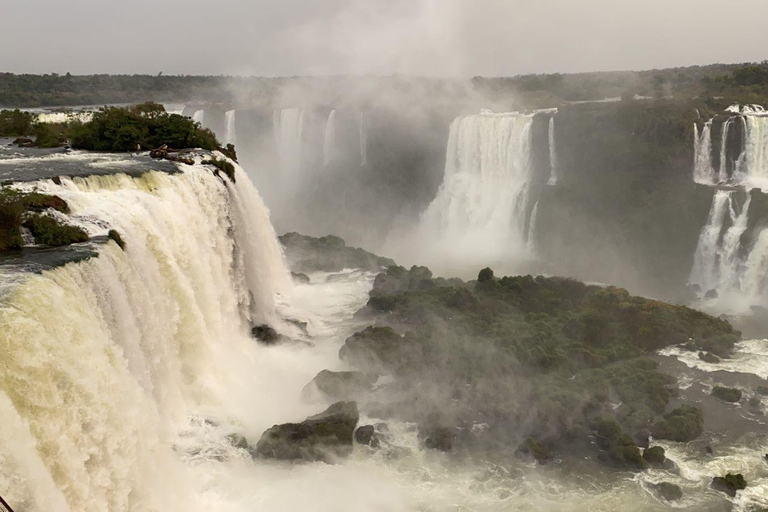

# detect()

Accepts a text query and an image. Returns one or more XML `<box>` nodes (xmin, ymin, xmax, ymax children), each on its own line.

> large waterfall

<box><xmin>273</xmin><ymin>109</ymin><xmax>305</xmax><ymax>187</ymax></box>
<box><xmin>547</xmin><ymin>116</ymin><xmax>558</xmax><ymax>185</ymax></box>
<box><xmin>358</xmin><ymin>112</ymin><xmax>367</xmax><ymax>167</ymax></box>
<box><xmin>323</xmin><ymin>110</ymin><xmax>337</xmax><ymax>167</ymax></box>
<box><xmin>693</xmin><ymin>120</ymin><xmax>715</xmax><ymax>185</ymax></box>
<box><xmin>416</xmin><ymin>112</ymin><xmax>535</xmax><ymax>268</ymax></box>
<box><xmin>0</xmin><ymin>162</ymin><xmax>295</xmax><ymax>511</ymax></box>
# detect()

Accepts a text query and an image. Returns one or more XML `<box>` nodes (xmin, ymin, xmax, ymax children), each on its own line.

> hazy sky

<box><xmin>1</xmin><ymin>0</ymin><xmax>767</xmax><ymax>76</ymax></box>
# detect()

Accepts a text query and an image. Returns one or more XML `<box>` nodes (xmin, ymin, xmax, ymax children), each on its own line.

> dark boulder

<box><xmin>255</xmin><ymin>401</ymin><xmax>359</xmax><ymax>462</ymax></box>
<box><xmin>354</xmin><ymin>425</ymin><xmax>380</xmax><ymax>448</ymax></box>
<box><xmin>251</xmin><ymin>324</ymin><xmax>281</xmax><ymax>345</ymax></box>
<box><xmin>699</xmin><ymin>351</ymin><xmax>721</xmax><ymax>364</ymax></box>
<box><xmin>705</xmin><ymin>289</ymin><xmax>719</xmax><ymax>299</ymax></box>
<box><xmin>291</xmin><ymin>272</ymin><xmax>311</xmax><ymax>284</ymax></box>
<box><xmin>711</xmin><ymin>386</ymin><xmax>742</xmax><ymax>403</ymax></box>
<box><xmin>302</xmin><ymin>370</ymin><xmax>378</xmax><ymax>401</ymax></box>
<box><xmin>420</xmin><ymin>425</ymin><xmax>454</xmax><ymax>452</ymax></box>
<box><xmin>711</xmin><ymin>473</ymin><xmax>747</xmax><ymax>497</ymax></box>
<box><xmin>652</xmin><ymin>482</ymin><xmax>683</xmax><ymax>501</ymax></box>
<box><xmin>226</xmin><ymin>434</ymin><xmax>249</xmax><ymax>450</ymax></box>
<box><xmin>13</xmin><ymin>137</ymin><xmax>34</xmax><ymax>147</ymax></box>
<box><xmin>339</xmin><ymin>326</ymin><xmax>418</xmax><ymax>373</ymax></box>
<box><xmin>643</xmin><ymin>446</ymin><xmax>666</xmax><ymax>465</ymax></box>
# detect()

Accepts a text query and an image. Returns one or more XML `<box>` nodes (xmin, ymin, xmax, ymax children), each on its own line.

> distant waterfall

<box><xmin>359</xmin><ymin>112</ymin><xmax>367</xmax><ymax>167</ymax></box>
<box><xmin>690</xmin><ymin>190</ymin><xmax>766</xmax><ymax>306</ymax></box>
<box><xmin>192</xmin><ymin>109</ymin><xmax>205</xmax><ymax>126</ymax></box>
<box><xmin>547</xmin><ymin>117</ymin><xmax>558</xmax><ymax>185</ymax></box>
<box><xmin>527</xmin><ymin>200</ymin><xmax>540</xmax><ymax>254</ymax></box>
<box><xmin>718</xmin><ymin>118</ymin><xmax>732</xmax><ymax>183</ymax></box>
<box><xmin>224</xmin><ymin>109</ymin><xmax>237</xmax><ymax>147</ymax></box>
<box><xmin>273</xmin><ymin>108</ymin><xmax>305</xmax><ymax>184</ymax></box>
<box><xmin>419</xmin><ymin>112</ymin><xmax>535</xmax><ymax>264</ymax></box>
<box><xmin>323</xmin><ymin>110</ymin><xmax>337</xmax><ymax>167</ymax></box>
<box><xmin>742</xmin><ymin>114</ymin><xmax>768</xmax><ymax>189</ymax></box>
<box><xmin>0</xmin><ymin>163</ymin><xmax>291</xmax><ymax>510</ymax></box>
<box><xmin>693</xmin><ymin>121</ymin><xmax>715</xmax><ymax>185</ymax></box>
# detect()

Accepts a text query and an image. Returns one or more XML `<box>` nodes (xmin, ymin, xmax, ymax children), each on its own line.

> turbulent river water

<box><xmin>0</xmin><ymin>142</ymin><xmax>767</xmax><ymax>510</ymax></box>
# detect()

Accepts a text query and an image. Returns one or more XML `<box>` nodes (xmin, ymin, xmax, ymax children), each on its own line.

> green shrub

<box><xmin>643</xmin><ymin>446</ymin><xmax>666</xmax><ymax>465</ymax></box>
<box><xmin>712</xmin><ymin>386</ymin><xmax>742</xmax><ymax>403</ymax></box>
<box><xmin>23</xmin><ymin>214</ymin><xmax>88</xmax><ymax>247</ymax></box>
<box><xmin>652</xmin><ymin>405</ymin><xmax>704</xmax><ymax>442</ymax></box>
<box><xmin>32</xmin><ymin>122</ymin><xmax>71</xmax><ymax>148</ymax></box>
<box><xmin>0</xmin><ymin>109</ymin><xmax>35</xmax><ymax>136</ymax></box>
<box><xmin>0</xmin><ymin>189</ymin><xmax>71</xmax><ymax>250</ymax></box>
<box><xmin>108</xmin><ymin>229</ymin><xmax>126</xmax><ymax>250</ymax></box>
<box><xmin>202</xmin><ymin>158</ymin><xmax>236</xmax><ymax>182</ymax></box>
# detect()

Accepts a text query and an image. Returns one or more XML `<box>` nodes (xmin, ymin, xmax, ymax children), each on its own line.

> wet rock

<box><xmin>354</xmin><ymin>425</ymin><xmax>380</xmax><ymax>448</ymax></box>
<box><xmin>255</xmin><ymin>401</ymin><xmax>359</xmax><ymax>462</ymax></box>
<box><xmin>226</xmin><ymin>434</ymin><xmax>249</xmax><ymax>450</ymax></box>
<box><xmin>705</xmin><ymin>289</ymin><xmax>719</xmax><ymax>299</ymax></box>
<box><xmin>643</xmin><ymin>446</ymin><xmax>666</xmax><ymax>465</ymax></box>
<box><xmin>251</xmin><ymin>324</ymin><xmax>281</xmax><ymax>345</ymax></box>
<box><xmin>705</xmin><ymin>445</ymin><xmax>714</xmax><ymax>455</ymax></box>
<box><xmin>699</xmin><ymin>351</ymin><xmax>721</xmax><ymax>364</ymax></box>
<box><xmin>711</xmin><ymin>473</ymin><xmax>747</xmax><ymax>497</ymax></box>
<box><xmin>516</xmin><ymin>438</ymin><xmax>553</xmax><ymax>464</ymax></box>
<box><xmin>339</xmin><ymin>326</ymin><xmax>419</xmax><ymax>373</ymax></box>
<box><xmin>292</xmin><ymin>272</ymin><xmax>310</xmax><ymax>284</ymax></box>
<box><xmin>634</xmin><ymin>428</ymin><xmax>650</xmax><ymax>449</ymax></box>
<box><xmin>302</xmin><ymin>370</ymin><xmax>378</xmax><ymax>401</ymax></box>
<box><xmin>418</xmin><ymin>418</ymin><xmax>454</xmax><ymax>452</ymax></box>
<box><xmin>652</xmin><ymin>482</ymin><xmax>683</xmax><ymax>501</ymax></box>
<box><xmin>12</xmin><ymin>137</ymin><xmax>34</xmax><ymax>147</ymax></box>
<box><xmin>712</xmin><ymin>386</ymin><xmax>742</xmax><ymax>403</ymax></box>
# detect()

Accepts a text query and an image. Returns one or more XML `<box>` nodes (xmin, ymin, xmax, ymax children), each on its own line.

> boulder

<box><xmin>711</xmin><ymin>473</ymin><xmax>747</xmax><ymax>497</ymax></box>
<box><xmin>699</xmin><ymin>351</ymin><xmax>720</xmax><ymax>364</ymax></box>
<box><xmin>339</xmin><ymin>326</ymin><xmax>418</xmax><ymax>373</ymax></box>
<box><xmin>251</xmin><ymin>324</ymin><xmax>281</xmax><ymax>345</ymax></box>
<box><xmin>302</xmin><ymin>370</ymin><xmax>378</xmax><ymax>401</ymax></box>
<box><xmin>652</xmin><ymin>482</ymin><xmax>683</xmax><ymax>501</ymax></box>
<box><xmin>354</xmin><ymin>425</ymin><xmax>380</xmax><ymax>448</ymax></box>
<box><xmin>291</xmin><ymin>272</ymin><xmax>311</xmax><ymax>284</ymax></box>
<box><xmin>705</xmin><ymin>289</ymin><xmax>719</xmax><ymax>299</ymax></box>
<box><xmin>255</xmin><ymin>401</ymin><xmax>359</xmax><ymax>462</ymax></box>
<box><xmin>12</xmin><ymin>137</ymin><xmax>34</xmax><ymax>147</ymax></box>
<box><xmin>643</xmin><ymin>446</ymin><xmax>666</xmax><ymax>465</ymax></box>
<box><xmin>226</xmin><ymin>434</ymin><xmax>249</xmax><ymax>450</ymax></box>
<box><xmin>711</xmin><ymin>386</ymin><xmax>742</xmax><ymax>403</ymax></box>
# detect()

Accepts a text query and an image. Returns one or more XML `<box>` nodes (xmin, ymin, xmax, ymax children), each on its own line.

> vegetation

<box><xmin>711</xmin><ymin>473</ymin><xmax>747</xmax><ymax>497</ymax></box>
<box><xmin>279</xmin><ymin>233</ymin><xmax>396</xmax><ymax>273</ymax></box>
<box><xmin>338</xmin><ymin>265</ymin><xmax>735</xmax><ymax>468</ymax></box>
<box><xmin>0</xmin><ymin>109</ymin><xmax>35</xmax><ymax>136</ymax></box>
<box><xmin>31</xmin><ymin>121</ymin><xmax>71</xmax><ymax>148</ymax></box>
<box><xmin>202</xmin><ymin>158</ymin><xmax>236</xmax><ymax>182</ymax></box>
<box><xmin>0</xmin><ymin>188</ymin><xmax>72</xmax><ymax>250</ymax></box>
<box><xmin>70</xmin><ymin>102</ymin><xmax>220</xmax><ymax>152</ymax></box>
<box><xmin>711</xmin><ymin>386</ymin><xmax>742</xmax><ymax>403</ymax></box>
<box><xmin>22</xmin><ymin>214</ymin><xmax>88</xmax><ymax>247</ymax></box>
<box><xmin>108</xmin><ymin>229</ymin><xmax>126</xmax><ymax>250</ymax></box>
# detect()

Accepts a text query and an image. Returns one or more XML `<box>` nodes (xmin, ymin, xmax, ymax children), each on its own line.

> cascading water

<box><xmin>693</xmin><ymin>120</ymin><xmax>715</xmax><ymax>185</ymax></box>
<box><xmin>718</xmin><ymin>117</ymin><xmax>732</xmax><ymax>183</ymax></box>
<box><xmin>526</xmin><ymin>200</ymin><xmax>540</xmax><ymax>254</ymax></box>
<box><xmin>323</xmin><ymin>110</ymin><xmax>337</xmax><ymax>167</ymax></box>
<box><xmin>192</xmin><ymin>109</ymin><xmax>205</xmax><ymax>126</ymax></box>
<box><xmin>224</xmin><ymin>110</ymin><xmax>237</xmax><ymax>147</ymax></box>
<box><xmin>416</xmin><ymin>112</ymin><xmax>535</xmax><ymax>268</ymax></box>
<box><xmin>742</xmin><ymin>113</ymin><xmax>768</xmax><ymax>190</ymax></box>
<box><xmin>547</xmin><ymin>117</ymin><xmax>558</xmax><ymax>185</ymax></box>
<box><xmin>0</xmin><ymin>161</ymin><xmax>294</xmax><ymax>511</ymax></box>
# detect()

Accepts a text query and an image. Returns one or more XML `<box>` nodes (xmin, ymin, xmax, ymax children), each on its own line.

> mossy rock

<box><xmin>651</xmin><ymin>405</ymin><xmax>704</xmax><ymax>442</ymax></box>
<box><xmin>203</xmin><ymin>158</ymin><xmax>236</xmax><ymax>182</ymax></box>
<box><xmin>23</xmin><ymin>214</ymin><xmax>88</xmax><ymax>247</ymax></box>
<box><xmin>643</xmin><ymin>446</ymin><xmax>666</xmax><ymax>465</ymax></box>
<box><xmin>712</xmin><ymin>386</ymin><xmax>742</xmax><ymax>403</ymax></box>
<box><xmin>711</xmin><ymin>473</ymin><xmax>747</xmax><ymax>497</ymax></box>
<box><xmin>108</xmin><ymin>229</ymin><xmax>126</xmax><ymax>250</ymax></box>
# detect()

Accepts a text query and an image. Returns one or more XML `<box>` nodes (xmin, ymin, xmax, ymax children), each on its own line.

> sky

<box><xmin>1</xmin><ymin>0</ymin><xmax>767</xmax><ymax>76</ymax></box>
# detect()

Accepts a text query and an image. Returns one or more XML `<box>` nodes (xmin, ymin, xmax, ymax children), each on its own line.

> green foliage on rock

<box><xmin>0</xmin><ymin>109</ymin><xmax>35</xmax><ymax>136</ymax></box>
<box><xmin>711</xmin><ymin>473</ymin><xmax>747</xmax><ymax>497</ymax></box>
<box><xmin>202</xmin><ymin>158</ymin><xmax>236</xmax><ymax>182</ymax></box>
<box><xmin>69</xmin><ymin>102</ymin><xmax>221</xmax><ymax>152</ymax></box>
<box><xmin>23</xmin><ymin>214</ymin><xmax>88</xmax><ymax>247</ymax></box>
<box><xmin>279</xmin><ymin>232</ymin><xmax>396</xmax><ymax>273</ymax></box>
<box><xmin>0</xmin><ymin>188</ymin><xmax>72</xmax><ymax>251</ymax></box>
<box><xmin>32</xmin><ymin>121</ymin><xmax>71</xmax><ymax>148</ymax></box>
<box><xmin>651</xmin><ymin>405</ymin><xmax>704</xmax><ymax>442</ymax></box>
<box><xmin>643</xmin><ymin>446</ymin><xmax>666</xmax><ymax>465</ymax></box>
<box><xmin>711</xmin><ymin>386</ymin><xmax>742</xmax><ymax>403</ymax></box>
<box><xmin>108</xmin><ymin>229</ymin><xmax>126</xmax><ymax>250</ymax></box>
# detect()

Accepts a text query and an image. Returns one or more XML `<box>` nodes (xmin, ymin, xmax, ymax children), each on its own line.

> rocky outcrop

<box><xmin>339</xmin><ymin>326</ymin><xmax>420</xmax><ymax>374</ymax></box>
<box><xmin>354</xmin><ymin>425</ymin><xmax>381</xmax><ymax>448</ymax></box>
<box><xmin>711</xmin><ymin>473</ymin><xmax>747</xmax><ymax>497</ymax></box>
<box><xmin>279</xmin><ymin>232</ymin><xmax>395</xmax><ymax>273</ymax></box>
<box><xmin>255</xmin><ymin>401</ymin><xmax>359</xmax><ymax>462</ymax></box>
<box><xmin>652</xmin><ymin>482</ymin><xmax>683</xmax><ymax>502</ymax></box>
<box><xmin>711</xmin><ymin>386</ymin><xmax>742</xmax><ymax>403</ymax></box>
<box><xmin>642</xmin><ymin>446</ymin><xmax>666</xmax><ymax>466</ymax></box>
<box><xmin>651</xmin><ymin>405</ymin><xmax>704</xmax><ymax>442</ymax></box>
<box><xmin>302</xmin><ymin>370</ymin><xmax>378</xmax><ymax>401</ymax></box>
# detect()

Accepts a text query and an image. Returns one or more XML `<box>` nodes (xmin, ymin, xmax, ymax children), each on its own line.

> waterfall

<box><xmin>273</xmin><ymin>108</ymin><xmax>305</xmax><ymax>186</ymax></box>
<box><xmin>693</xmin><ymin>121</ymin><xmax>715</xmax><ymax>185</ymax></box>
<box><xmin>418</xmin><ymin>112</ymin><xmax>534</xmax><ymax>265</ymax></box>
<box><xmin>718</xmin><ymin>118</ymin><xmax>732</xmax><ymax>183</ymax></box>
<box><xmin>224</xmin><ymin>109</ymin><xmax>237</xmax><ymax>147</ymax></box>
<box><xmin>0</xmin><ymin>162</ymin><xmax>292</xmax><ymax>511</ymax></box>
<box><xmin>742</xmin><ymin>114</ymin><xmax>768</xmax><ymax>190</ymax></box>
<box><xmin>690</xmin><ymin>190</ymin><xmax>767</xmax><ymax>307</ymax></box>
<box><xmin>547</xmin><ymin>117</ymin><xmax>558</xmax><ymax>185</ymax></box>
<box><xmin>323</xmin><ymin>110</ymin><xmax>337</xmax><ymax>167</ymax></box>
<box><xmin>192</xmin><ymin>109</ymin><xmax>205</xmax><ymax>127</ymax></box>
<box><xmin>527</xmin><ymin>200</ymin><xmax>540</xmax><ymax>254</ymax></box>
<box><xmin>359</xmin><ymin>112</ymin><xmax>367</xmax><ymax>167</ymax></box>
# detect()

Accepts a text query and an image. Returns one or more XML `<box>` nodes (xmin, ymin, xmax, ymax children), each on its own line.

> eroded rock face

<box><xmin>302</xmin><ymin>370</ymin><xmax>378</xmax><ymax>401</ymax></box>
<box><xmin>255</xmin><ymin>402</ymin><xmax>359</xmax><ymax>462</ymax></box>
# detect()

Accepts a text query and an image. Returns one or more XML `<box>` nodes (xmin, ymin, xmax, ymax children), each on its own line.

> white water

<box><xmin>224</xmin><ymin>110</ymin><xmax>237</xmax><ymax>147</ymax></box>
<box><xmin>547</xmin><ymin>117</ymin><xmax>558</xmax><ymax>185</ymax></box>
<box><xmin>192</xmin><ymin>109</ymin><xmax>205</xmax><ymax>126</ymax></box>
<box><xmin>415</xmin><ymin>112</ymin><xmax>535</xmax><ymax>269</ymax></box>
<box><xmin>323</xmin><ymin>110</ymin><xmax>337</xmax><ymax>167</ymax></box>
<box><xmin>690</xmin><ymin>190</ymin><xmax>768</xmax><ymax>308</ymax></box>
<box><xmin>741</xmin><ymin>114</ymin><xmax>768</xmax><ymax>190</ymax></box>
<box><xmin>693</xmin><ymin>121</ymin><xmax>715</xmax><ymax>185</ymax></box>
<box><xmin>527</xmin><ymin>200</ymin><xmax>540</xmax><ymax>254</ymax></box>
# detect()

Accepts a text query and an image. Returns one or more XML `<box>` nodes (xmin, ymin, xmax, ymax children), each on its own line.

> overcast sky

<box><xmin>1</xmin><ymin>0</ymin><xmax>766</xmax><ymax>76</ymax></box>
